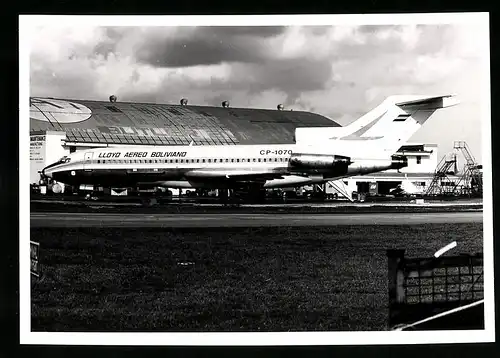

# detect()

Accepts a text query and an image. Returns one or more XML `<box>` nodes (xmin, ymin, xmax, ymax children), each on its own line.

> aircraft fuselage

<box><xmin>42</xmin><ymin>143</ymin><xmax>406</xmax><ymax>189</ymax></box>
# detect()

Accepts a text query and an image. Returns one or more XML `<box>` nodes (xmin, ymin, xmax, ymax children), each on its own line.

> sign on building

<box><xmin>30</xmin><ymin>241</ymin><xmax>40</xmax><ymax>277</ymax></box>
<box><xmin>30</xmin><ymin>134</ymin><xmax>46</xmax><ymax>184</ymax></box>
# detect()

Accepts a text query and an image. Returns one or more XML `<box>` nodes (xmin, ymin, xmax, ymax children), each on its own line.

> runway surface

<box><xmin>30</xmin><ymin>211</ymin><xmax>483</xmax><ymax>228</ymax></box>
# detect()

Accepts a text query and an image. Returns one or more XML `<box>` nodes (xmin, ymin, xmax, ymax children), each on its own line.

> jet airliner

<box><xmin>40</xmin><ymin>95</ymin><xmax>459</xmax><ymax>195</ymax></box>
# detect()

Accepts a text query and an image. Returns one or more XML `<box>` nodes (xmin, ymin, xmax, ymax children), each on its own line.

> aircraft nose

<box><xmin>41</xmin><ymin>167</ymin><xmax>52</xmax><ymax>178</ymax></box>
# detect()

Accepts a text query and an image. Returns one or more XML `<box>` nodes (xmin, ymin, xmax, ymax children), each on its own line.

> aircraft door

<box><xmin>83</xmin><ymin>152</ymin><xmax>93</xmax><ymax>171</ymax></box>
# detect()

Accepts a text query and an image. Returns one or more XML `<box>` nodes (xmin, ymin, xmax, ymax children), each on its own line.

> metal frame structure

<box><xmin>387</xmin><ymin>249</ymin><xmax>484</xmax><ymax>329</ymax></box>
<box><xmin>425</xmin><ymin>141</ymin><xmax>482</xmax><ymax>197</ymax></box>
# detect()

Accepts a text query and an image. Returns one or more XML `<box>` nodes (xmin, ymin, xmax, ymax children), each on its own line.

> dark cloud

<box><xmin>180</xmin><ymin>56</ymin><xmax>335</xmax><ymax>104</ymax></box>
<box><xmin>251</xmin><ymin>58</ymin><xmax>334</xmax><ymax>102</ymax></box>
<box><xmin>135</xmin><ymin>27</ymin><xmax>283</xmax><ymax>68</ymax></box>
<box><xmin>136</xmin><ymin>36</ymin><xmax>264</xmax><ymax>67</ymax></box>
<box><xmin>93</xmin><ymin>41</ymin><xmax>116</xmax><ymax>59</ymax></box>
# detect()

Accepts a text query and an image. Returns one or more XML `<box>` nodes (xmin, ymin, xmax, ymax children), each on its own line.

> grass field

<box><xmin>31</xmin><ymin>223</ymin><xmax>483</xmax><ymax>332</ymax></box>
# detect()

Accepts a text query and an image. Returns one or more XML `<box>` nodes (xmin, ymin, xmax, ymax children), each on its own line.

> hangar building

<box><xmin>29</xmin><ymin>96</ymin><xmax>443</xmax><ymax>196</ymax></box>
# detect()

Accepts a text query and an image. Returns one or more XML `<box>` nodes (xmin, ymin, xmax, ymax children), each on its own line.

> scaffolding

<box><xmin>425</xmin><ymin>141</ymin><xmax>482</xmax><ymax>197</ymax></box>
<box><xmin>454</xmin><ymin>141</ymin><xmax>483</xmax><ymax>197</ymax></box>
<box><xmin>425</xmin><ymin>153</ymin><xmax>459</xmax><ymax>196</ymax></box>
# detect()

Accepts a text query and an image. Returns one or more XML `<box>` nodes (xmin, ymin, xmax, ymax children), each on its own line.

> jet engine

<box><xmin>390</xmin><ymin>155</ymin><xmax>408</xmax><ymax>170</ymax></box>
<box><xmin>289</xmin><ymin>153</ymin><xmax>352</xmax><ymax>170</ymax></box>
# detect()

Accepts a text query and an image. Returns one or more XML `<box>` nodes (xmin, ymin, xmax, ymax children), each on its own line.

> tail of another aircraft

<box><xmin>295</xmin><ymin>95</ymin><xmax>459</xmax><ymax>155</ymax></box>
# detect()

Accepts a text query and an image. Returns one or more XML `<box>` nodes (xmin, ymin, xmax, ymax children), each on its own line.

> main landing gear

<box><xmin>214</xmin><ymin>185</ymin><xmax>267</xmax><ymax>205</ymax></box>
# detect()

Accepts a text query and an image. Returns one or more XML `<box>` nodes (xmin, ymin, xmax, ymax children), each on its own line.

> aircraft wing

<box><xmin>183</xmin><ymin>169</ymin><xmax>285</xmax><ymax>183</ymax></box>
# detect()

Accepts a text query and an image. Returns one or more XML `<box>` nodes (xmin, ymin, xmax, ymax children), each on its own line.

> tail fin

<box><xmin>362</xmin><ymin>95</ymin><xmax>459</xmax><ymax>154</ymax></box>
<box><xmin>295</xmin><ymin>95</ymin><xmax>459</xmax><ymax>151</ymax></box>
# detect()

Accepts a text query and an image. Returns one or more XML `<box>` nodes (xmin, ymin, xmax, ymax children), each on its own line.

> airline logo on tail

<box><xmin>394</xmin><ymin>113</ymin><xmax>411</xmax><ymax>122</ymax></box>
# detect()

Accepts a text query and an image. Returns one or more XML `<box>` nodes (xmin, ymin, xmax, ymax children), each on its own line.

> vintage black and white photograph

<box><xmin>20</xmin><ymin>13</ymin><xmax>493</xmax><ymax>345</ymax></box>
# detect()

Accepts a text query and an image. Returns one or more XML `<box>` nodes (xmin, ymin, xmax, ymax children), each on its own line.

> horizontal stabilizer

<box><xmin>396</xmin><ymin>95</ymin><xmax>460</xmax><ymax>109</ymax></box>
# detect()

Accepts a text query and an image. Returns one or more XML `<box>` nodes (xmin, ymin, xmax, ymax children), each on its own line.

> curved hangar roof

<box><xmin>29</xmin><ymin>97</ymin><xmax>341</xmax><ymax>146</ymax></box>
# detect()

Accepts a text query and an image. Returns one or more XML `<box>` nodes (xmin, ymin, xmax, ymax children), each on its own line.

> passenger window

<box><xmin>175</xmin><ymin>159</ymin><xmax>178</xmax><ymax>163</ymax></box>
<box><xmin>97</xmin><ymin>160</ymin><xmax>101</xmax><ymax>164</ymax></box>
<box><xmin>202</xmin><ymin>159</ymin><xmax>206</xmax><ymax>163</ymax></box>
<box><xmin>258</xmin><ymin>158</ymin><xmax>261</xmax><ymax>162</ymax></box>
<box><xmin>197</xmin><ymin>159</ymin><xmax>200</xmax><ymax>163</ymax></box>
<box><xmin>253</xmin><ymin>158</ymin><xmax>256</xmax><ymax>162</ymax></box>
<box><xmin>225</xmin><ymin>159</ymin><xmax>229</xmax><ymax>162</ymax></box>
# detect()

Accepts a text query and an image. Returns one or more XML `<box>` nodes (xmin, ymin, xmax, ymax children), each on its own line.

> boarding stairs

<box><xmin>327</xmin><ymin>180</ymin><xmax>354</xmax><ymax>202</ymax></box>
<box><xmin>312</xmin><ymin>180</ymin><xmax>354</xmax><ymax>202</ymax></box>
<box><xmin>425</xmin><ymin>153</ymin><xmax>458</xmax><ymax>196</ymax></box>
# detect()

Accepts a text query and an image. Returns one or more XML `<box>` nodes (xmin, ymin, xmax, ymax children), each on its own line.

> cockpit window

<box><xmin>58</xmin><ymin>156</ymin><xmax>71</xmax><ymax>163</ymax></box>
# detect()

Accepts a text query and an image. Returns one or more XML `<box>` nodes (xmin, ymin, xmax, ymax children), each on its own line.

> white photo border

<box><xmin>19</xmin><ymin>12</ymin><xmax>494</xmax><ymax>345</ymax></box>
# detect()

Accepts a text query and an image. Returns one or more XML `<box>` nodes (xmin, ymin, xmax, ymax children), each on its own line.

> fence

<box><xmin>387</xmin><ymin>249</ymin><xmax>484</xmax><ymax>330</ymax></box>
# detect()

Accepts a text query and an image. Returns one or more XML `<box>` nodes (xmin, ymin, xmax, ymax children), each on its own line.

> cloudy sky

<box><xmin>29</xmin><ymin>21</ymin><xmax>489</xmax><ymax>163</ymax></box>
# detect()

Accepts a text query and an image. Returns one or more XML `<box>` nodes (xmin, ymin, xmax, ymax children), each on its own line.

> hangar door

<box><xmin>83</xmin><ymin>152</ymin><xmax>93</xmax><ymax>171</ymax></box>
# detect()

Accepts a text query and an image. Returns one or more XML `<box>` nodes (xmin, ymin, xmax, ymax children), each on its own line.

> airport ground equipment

<box><xmin>453</xmin><ymin>141</ymin><xmax>483</xmax><ymax>196</ymax></box>
<box><xmin>310</xmin><ymin>180</ymin><xmax>354</xmax><ymax>201</ymax></box>
<box><xmin>425</xmin><ymin>141</ymin><xmax>482</xmax><ymax>197</ymax></box>
<box><xmin>326</xmin><ymin>180</ymin><xmax>354</xmax><ymax>201</ymax></box>
<box><xmin>387</xmin><ymin>249</ymin><xmax>484</xmax><ymax>330</ymax></box>
<box><xmin>425</xmin><ymin>153</ymin><xmax>458</xmax><ymax>196</ymax></box>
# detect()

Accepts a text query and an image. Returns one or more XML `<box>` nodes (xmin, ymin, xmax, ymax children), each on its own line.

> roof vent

<box><xmin>109</xmin><ymin>95</ymin><xmax>117</xmax><ymax>103</ymax></box>
<box><xmin>277</xmin><ymin>104</ymin><xmax>284</xmax><ymax>111</ymax></box>
<box><xmin>180</xmin><ymin>98</ymin><xmax>188</xmax><ymax>106</ymax></box>
<box><xmin>222</xmin><ymin>100</ymin><xmax>230</xmax><ymax>108</ymax></box>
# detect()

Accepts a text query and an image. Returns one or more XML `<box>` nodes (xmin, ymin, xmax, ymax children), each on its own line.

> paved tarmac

<box><xmin>30</xmin><ymin>211</ymin><xmax>483</xmax><ymax>228</ymax></box>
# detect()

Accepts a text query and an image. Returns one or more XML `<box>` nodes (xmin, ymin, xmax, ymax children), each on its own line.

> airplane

<box><xmin>39</xmin><ymin>94</ymin><xmax>459</xmax><ymax>199</ymax></box>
